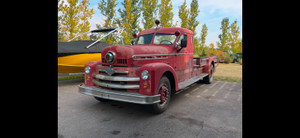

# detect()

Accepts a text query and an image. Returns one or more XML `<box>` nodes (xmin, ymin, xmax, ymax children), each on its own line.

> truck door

<box><xmin>175</xmin><ymin>34</ymin><xmax>193</xmax><ymax>82</ymax></box>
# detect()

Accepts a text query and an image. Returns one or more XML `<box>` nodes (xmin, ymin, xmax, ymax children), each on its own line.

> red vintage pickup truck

<box><xmin>78</xmin><ymin>25</ymin><xmax>217</xmax><ymax>114</ymax></box>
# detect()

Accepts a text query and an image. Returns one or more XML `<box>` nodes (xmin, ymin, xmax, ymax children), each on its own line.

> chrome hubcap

<box><xmin>159</xmin><ymin>85</ymin><xmax>169</xmax><ymax>104</ymax></box>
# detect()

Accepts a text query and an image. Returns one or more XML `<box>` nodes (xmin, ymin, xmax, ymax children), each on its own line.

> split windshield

<box><xmin>136</xmin><ymin>33</ymin><xmax>176</xmax><ymax>45</ymax></box>
<box><xmin>136</xmin><ymin>33</ymin><xmax>154</xmax><ymax>45</ymax></box>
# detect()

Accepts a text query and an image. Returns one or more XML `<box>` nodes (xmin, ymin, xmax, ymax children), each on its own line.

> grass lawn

<box><xmin>58</xmin><ymin>74</ymin><xmax>84</xmax><ymax>81</ymax></box>
<box><xmin>214</xmin><ymin>63</ymin><xmax>242</xmax><ymax>82</ymax></box>
<box><xmin>58</xmin><ymin>63</ymin><xmax>242</xmax><ymax>83</ymax></box>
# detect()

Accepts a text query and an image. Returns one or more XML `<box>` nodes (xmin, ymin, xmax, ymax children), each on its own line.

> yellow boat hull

<box><xmin>58</xmin><ymin>53</ymin><xmax>102</xmax><ymax>73</ymax></box>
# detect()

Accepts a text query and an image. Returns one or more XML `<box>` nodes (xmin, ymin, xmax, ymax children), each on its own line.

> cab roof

<box><xmin>138</xmin><ymin>27</ymin><xmax>194</xmax><ymax>36</ymax></box>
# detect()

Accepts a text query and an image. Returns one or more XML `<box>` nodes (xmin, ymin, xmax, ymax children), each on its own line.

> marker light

<box><xmin>143</xmin><ymin>82</ymin><xmax>148</xmax><ymax>89</ymax></box>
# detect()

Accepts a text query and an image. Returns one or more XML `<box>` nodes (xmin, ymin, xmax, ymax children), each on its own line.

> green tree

<box><xmin>229</xmin><ymin>20</ymin><xmax>240</xmax><ymax>53</ymax></box>
<box><xmin>159</xmin><ymin>0</ymin><xmax>173</xmax><ymax>27</ymax></box>
<box><xmin>118</xmin><ymin>0</ymin><xmax>141</xmax><ymax>45</ymax></box>
<box><xmin>97</xmin><ymin>0</ymin><xmax>118</xmax><ymax>44</ymax></box>
<box><xmin>98</xmin><ymin>0</ymin><xmax>118</xmax><ymax>27</ymax></box>
<box><xmin>58</xmin><ymin>0</ymin><xmax>64</xmax><ymax>41</ymax></box>
<box><xmin>178</xmin><ymin>0</ymin><xmax>189</xmax><ymax>28</ymax></box>
<box><xmin>188</xmin><ymin>0</ymin><xmax>200</xmax><ymax>33</ymax></box>
<box><xmin>59</xmin><ymin>0</ymin><xmax>94</xmax><ymax>41</ymax></box>
<box><xmin>193</xmin><ymin>36</ymin><xmax>200</xmax><ymax>56</ymax></box>
<box><xmin>140</xmin><ymin>0</ymin><xmax>158</xmax><ymax>30</ymax></box>
<box><xmin>199</xmin><ymin>24</ymin><xmax>208</xmax><ymax>57</ymax></box>
<box><xmin>60</xmin><ymin>0</ymin><xmax>81</xmax><ymax>41</ymax></box>
<box><xmin>238</xmin><ymin>40</ymin><xmax>242</xmax><ymax>53</ymax></box>
<box><xmin>218</xmin><ymin>17</ymin><xmax>230</xmax><ymax>51</ymax></box>
<box><xmin>78</xmin><ymin>0</ymin><xmax>94</xmax><ymax>40</ymax></box>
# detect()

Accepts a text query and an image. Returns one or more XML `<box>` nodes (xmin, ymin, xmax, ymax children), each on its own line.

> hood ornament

<box><xmin>104</xmin><ymin>65</ymin><xmax>115</xmax><ymax>76</ymax></box>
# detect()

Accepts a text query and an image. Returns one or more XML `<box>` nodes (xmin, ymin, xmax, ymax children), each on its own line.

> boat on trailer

<box><xmin>58</xmin><ymin>27</ymin><xmax>123</xmax><ymax>74</ymax></box>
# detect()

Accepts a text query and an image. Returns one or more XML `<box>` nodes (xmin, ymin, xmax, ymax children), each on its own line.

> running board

<box><xmin>178</xmin><ymin>73</ymin><xmax>208</xmax><ymax>90</ymax></box>
<box><xmin>58</xmin><ymin>72</ymin><xmax>84</xmax><ymax>76</ymax></box>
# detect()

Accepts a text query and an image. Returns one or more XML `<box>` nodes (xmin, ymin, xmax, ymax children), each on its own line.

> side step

<box><xmin>178</xmin><ymin>73</ymin><xmax>208</xmax><ymax>90</ymax></box>
<box><xmin>58</xmin><ymin>72</ymin><xmax>84</xmax><ymax>76</ymax></box>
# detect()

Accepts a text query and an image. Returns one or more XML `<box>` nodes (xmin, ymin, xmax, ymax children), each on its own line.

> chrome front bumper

<box><xmin>78</xmin><ymin>84</ymin><xmax>161</xmax><ymax>104</ymax></box>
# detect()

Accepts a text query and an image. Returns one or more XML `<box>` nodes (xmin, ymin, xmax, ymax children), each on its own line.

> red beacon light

<box><xmin>175</xmin><ymin>31</ymin><xmax>180</xmax><ymax>37</ymax></box>
<box><xmin>133</xmin><ymin>33</ymin><xmax>137</xmax><ymax>38</ymax></box>
<box><xmin>155</xmin><ymin>19</ymin><xmax>160</xmax><ymax>27</ymax></box>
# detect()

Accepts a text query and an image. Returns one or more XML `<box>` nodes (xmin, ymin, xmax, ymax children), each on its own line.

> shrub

<box><xmin>238</xmin><ymin>59</ymin><xmax>242</xmax><ymax>65</ymax></box>
<box><xmin>223</xmin><ymin>53</ymin><xmax>234</xmax><ymax>64</ymax></box>
<box><xmin>215</xmin><ymin>50</ymin><xmax>225</xmax><ymax>63</ymax></box>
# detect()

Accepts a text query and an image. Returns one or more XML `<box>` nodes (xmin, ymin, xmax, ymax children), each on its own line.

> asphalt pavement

<box><xmin>58</xmin><ymin>79</ymin><xmax>242</xmax><ymax>138</ymax></box>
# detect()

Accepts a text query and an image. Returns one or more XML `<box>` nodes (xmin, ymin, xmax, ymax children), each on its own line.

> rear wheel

<box><xmin>148</xmin><ymin>76</ymin><xmax>171</xmax><ymax>114</ymax></box>
<box><xmin>203</xmin><ymin>64</ymin><xmax>214</xmax><ymax>84</ymax></box>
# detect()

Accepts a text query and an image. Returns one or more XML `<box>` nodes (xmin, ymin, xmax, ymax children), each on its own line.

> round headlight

<box><xmin>85</xmin><ymin>66</ymin><xmax>91</xmax><ymax>74</ymax></box>
<box><xmin>105</xmin><ymin>51</ymin><xmax>116</xmax><ymax>64</ymax></box>
<box><xmin>141</xmin><ymin>70</ymin><xmax>149</xmax><ymax>80</ymax></box>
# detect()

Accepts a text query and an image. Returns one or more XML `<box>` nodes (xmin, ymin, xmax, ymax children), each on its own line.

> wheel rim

<box><xmin>158</xmin><ymin>84</ymin><xmax>169</xmax><ymax>105</ymax></box>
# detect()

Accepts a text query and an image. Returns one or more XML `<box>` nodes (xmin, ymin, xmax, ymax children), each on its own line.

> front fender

<box><xmin>84</xmin><ymin>60</ymin><xmax>102</xmax><ymax>86</ymax></box>
<box><xmin>139</xmin><ymin>63</ymin><xmax>178</xmax><ymax>96</ymax></box>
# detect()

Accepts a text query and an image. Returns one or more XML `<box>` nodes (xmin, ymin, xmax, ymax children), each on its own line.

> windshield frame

<box><xmin>135</xmin><ymin>33</ymin><xmax>154</xmax><ymax>45</ymax></box>
<box><xmin>135</xmin><ymin>32</ymin><xmax>179</xmax><ymax>46</ymax></box>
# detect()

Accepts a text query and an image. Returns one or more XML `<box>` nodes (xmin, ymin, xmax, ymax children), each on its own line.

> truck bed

<box><xmin>177</xmin><ymin>56</ymin><xmax>217</xmax><ymax>90</ymax></box>
<box><xmin>193</xmin><ymin>56</ymin><xmax>217</xmax><ymax>68</ymax></box>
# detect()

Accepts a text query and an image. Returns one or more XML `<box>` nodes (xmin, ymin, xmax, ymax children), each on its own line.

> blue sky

<box><xmin>72</xmin><ymin>0</ymin><xmax>242</xmax><ymax>46</ymax></box>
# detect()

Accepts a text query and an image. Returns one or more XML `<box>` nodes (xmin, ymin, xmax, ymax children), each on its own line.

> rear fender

<box><xmin>139</xmin><ymin>63</ymin><xmax>178</xmax><ymax>96</ymax></box>
<box><xmin>203</xmin><ymin>56</ymin><xmax>217</xmax><ymax>73</ymax></box>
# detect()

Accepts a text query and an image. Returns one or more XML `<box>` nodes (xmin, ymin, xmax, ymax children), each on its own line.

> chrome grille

<box><xmin>93</xmin><ymin>69</ymin><xmax>140</xmax><ymax>90</ymax></box>
<box><xmin>102</xmin><ymin>58</ymin><xmax>127</xmax><ymax>65</ymax></box>
<box><xmin>117</xmin><ymin>59</ymin><xmax>127</xmax><ymax>64</ymax></box>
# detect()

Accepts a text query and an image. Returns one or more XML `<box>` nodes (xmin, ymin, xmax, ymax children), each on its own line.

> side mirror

<box><xmin>177</xmin><ymin>39</ymin><xmax>187</xmax><ymax>52</ymax></box>
<box><xmin>130</xmin><ymin>40</ymin><xmax>135</xmax><ymax>45</ymax></box>
<box><xmin>180</xmin><ymin>39</ymin><xmax>187</xmax><ymax>48</ymax></box>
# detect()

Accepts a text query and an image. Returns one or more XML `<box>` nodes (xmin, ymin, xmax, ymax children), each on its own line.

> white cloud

<box><xmin>198</xmin><ymin>0</ymin><xmax>242</xmax><ymax>13</ymax></box>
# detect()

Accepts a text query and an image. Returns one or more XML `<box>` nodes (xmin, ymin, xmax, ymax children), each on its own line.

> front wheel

<box><xmin>148</xmin><ymin>76</ymin><xmax>171</xmax><ymax>114</ymax></box>
<box><xmin>94</xmin><ymin>96</ymin><xmax>111</xmax><ymax>102</ymax></box>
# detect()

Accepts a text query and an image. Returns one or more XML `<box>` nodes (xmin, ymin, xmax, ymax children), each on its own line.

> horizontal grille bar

<box><xmin>92</xmin><ymin>79</ymin><xmax>139</xmax><ymax>89</ymax></box>
<box><xmin>99</xmin><ymin>69</ymin><xmax>129</xmax><ymax>74</ymax></box>
<box><xmin>93</xmin><ymin>74</ymin><xmax>140</xmax><ymax>82</ymax></box>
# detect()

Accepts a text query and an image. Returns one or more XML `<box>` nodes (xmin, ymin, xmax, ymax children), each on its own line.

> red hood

<box><xmin>102</xmin><ymin>44</ymin><xmax>171</xmax><ymax>58</ymax></box>
<box><xmin>101</xmin><ymin>44</ymin><xmax>173</xmax><ymax>66</ymax></box>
